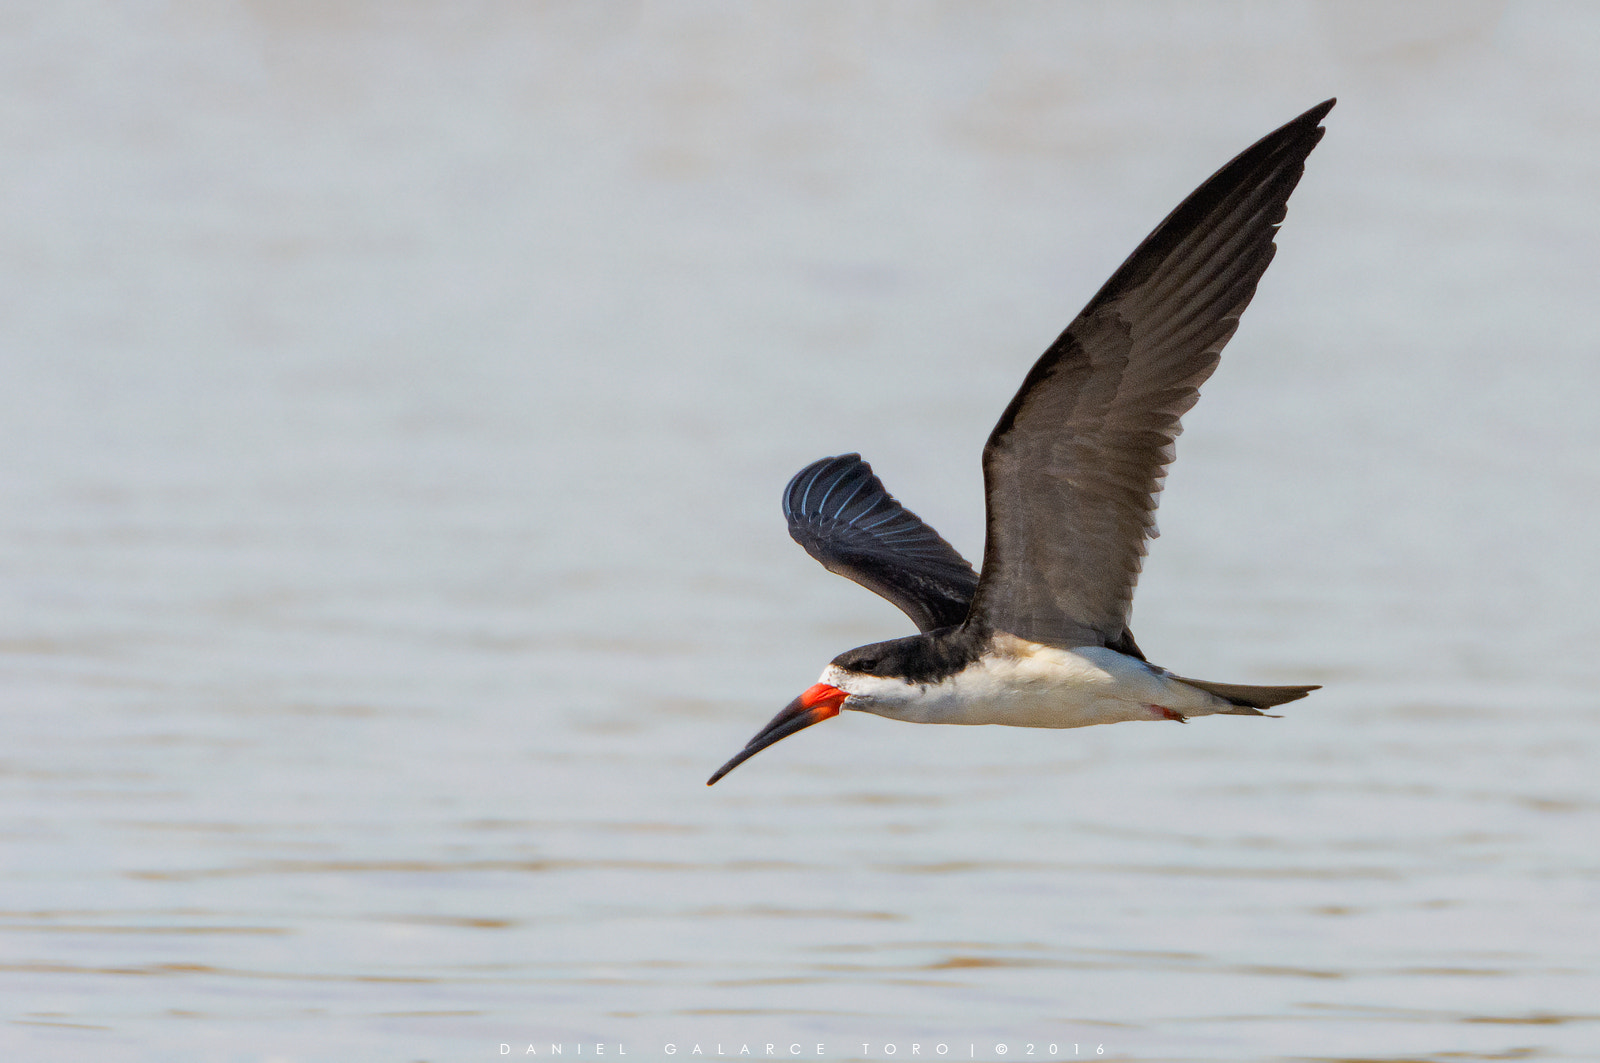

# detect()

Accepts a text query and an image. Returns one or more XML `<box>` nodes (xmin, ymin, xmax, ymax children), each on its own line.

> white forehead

<box><xmin>819</xmin><ymin>663</ymin><xmax>908</xmax><ymax>699</ymax></box>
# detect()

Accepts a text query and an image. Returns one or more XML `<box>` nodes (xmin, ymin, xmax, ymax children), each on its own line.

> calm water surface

<box><xmin>3</xmin><ymin>3</ymin><xmax>1599</xmax><ymax>1061</ymax></box>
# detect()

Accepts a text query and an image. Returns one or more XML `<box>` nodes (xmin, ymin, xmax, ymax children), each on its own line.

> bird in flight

<box><xmin>708</xmin><ymin>100</ymin><xmax>1333</xmax><ymax>786</ymax></box>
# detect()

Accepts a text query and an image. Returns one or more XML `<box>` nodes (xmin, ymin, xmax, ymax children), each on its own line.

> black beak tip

<box><xmin>704</xmin><ymin>748</ymin><xmax>753</xmax><ymax>787</ymax></box>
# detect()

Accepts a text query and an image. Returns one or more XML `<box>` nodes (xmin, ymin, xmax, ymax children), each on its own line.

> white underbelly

<box><xmin>830</xmin><ymin>642</ymin><xmax>1234</xmax><ymax>729</ymax></box>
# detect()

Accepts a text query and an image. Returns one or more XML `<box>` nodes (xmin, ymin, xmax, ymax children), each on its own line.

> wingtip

<box><xmin>1296</xmin><ymin>98</ymin><xmax>1336</xmax><ymax>139</ymax></box>
<box><xmin>1262</xmin><ymin>99</ymin><xmax>1334</xmax><ymax>150</ymax></box>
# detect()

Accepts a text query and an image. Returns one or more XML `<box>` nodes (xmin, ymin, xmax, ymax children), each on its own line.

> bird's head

<box><xmin>704</xmin><ymin>637</ymin><xmax>933</xmax><ymax>785</ymax></box>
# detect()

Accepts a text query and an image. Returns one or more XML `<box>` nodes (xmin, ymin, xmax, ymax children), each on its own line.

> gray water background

<box><xmin>3</xmin><ymin>2</ymin><xmax>1599</xmax><ymax>1060</ymax></box>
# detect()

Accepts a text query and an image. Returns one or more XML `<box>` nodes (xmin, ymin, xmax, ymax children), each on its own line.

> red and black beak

<box><xmin>705</xmin><ymin>683</ymin><xmax>849</xmax><ymax>786</ymax></box>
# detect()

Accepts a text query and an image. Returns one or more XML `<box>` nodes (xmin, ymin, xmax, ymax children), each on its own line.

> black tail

<box><xmin>1171</xmin><ymin>675</ymin><xmax>1320</xmax><ymax>713</ymax></box>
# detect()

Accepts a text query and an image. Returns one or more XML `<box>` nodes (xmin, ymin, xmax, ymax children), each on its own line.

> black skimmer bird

<box><xmin>708</xmin><ymin>100</ymin><xmax>1332</xmax><ymax>787</ymax></box>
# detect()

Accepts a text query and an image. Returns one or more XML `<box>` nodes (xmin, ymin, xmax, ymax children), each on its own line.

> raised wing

<box><xmin>969</xmin><ymin>99</ymin><xmax>1333</xmax><ymax>648</ymax></box>
<box><xmin>784</xmin><ymin>454</ymin><xmax>979</xmax><ymax>633</ymax></box>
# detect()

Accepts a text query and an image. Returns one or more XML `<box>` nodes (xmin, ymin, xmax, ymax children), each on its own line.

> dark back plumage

<box><xmin>783</xmin><ymin>454</ymin><xmax>979</xmax><ymax>633</ymax></box>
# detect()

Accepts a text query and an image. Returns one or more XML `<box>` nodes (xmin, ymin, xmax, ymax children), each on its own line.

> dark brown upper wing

<box><xmin>784</xmin><ymin>454</ymin><xmax>979</xmax><ymax>633</ymax></box>
<box><xmin>968</xmin><ymin>100</ymin><xmax>1333</xmax><ymax>648</ymax></box>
